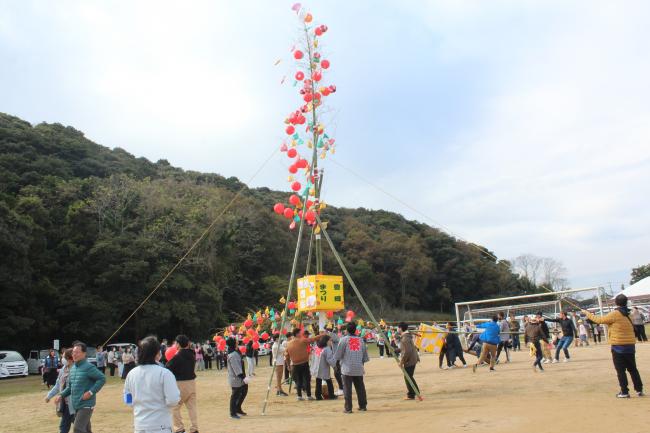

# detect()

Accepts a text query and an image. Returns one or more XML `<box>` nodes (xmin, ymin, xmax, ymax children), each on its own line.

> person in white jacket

<box><xmin>124</xmin><ymin>336</ymin><xmax>180</xmax><ymax>433</ymax></box>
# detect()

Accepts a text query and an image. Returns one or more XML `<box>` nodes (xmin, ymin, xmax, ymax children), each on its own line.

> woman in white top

<box><xmin>271</xmin><ymin>334</ymin><xmax>288</xmax><ymax>396</ymax></box>
<box><xmin>124</xmin><ymin>336</ymin><xmax>180</xmax><ymax>433</ymax></box>
<box><xmin>122</xmin><ymin>348</ymin><xmax>136</xmax><ymax>380</ymax></box>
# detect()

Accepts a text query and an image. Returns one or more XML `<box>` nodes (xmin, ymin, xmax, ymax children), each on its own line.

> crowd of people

<box><xmin>40</xmin><ymin>294</ymin><xmax>646</xmax><ymax>433</ymax></box>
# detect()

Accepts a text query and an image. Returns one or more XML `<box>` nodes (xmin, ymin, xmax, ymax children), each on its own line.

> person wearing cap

<box><xmin>535</xmin><ymin>312</ymin><xmax>552</xmax><ymax>363</ymax></box>
<box><xmin>582</xmin><ymin>294</ymin><xmax>644</xmax><ymax>398</ymax></box>
<box><xmin>525</xmin><ymin>317</ymin><xmax>549</xmax><ymax>372</ymax></box>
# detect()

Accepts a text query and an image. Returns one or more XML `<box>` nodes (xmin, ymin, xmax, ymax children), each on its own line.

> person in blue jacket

<box><xmin>472</xmin><ymin>316</ymin><xmax>501</xmax><ymax>373</ymax></box>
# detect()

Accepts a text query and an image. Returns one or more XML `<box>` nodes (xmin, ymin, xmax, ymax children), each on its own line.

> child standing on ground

<box><xmin>311</xmin><ymin>335</ymin><xmax>337</xmax><ymax>400</ymax></box>
<box><xmin>578</xmin><ymin>320</ymin><xmax>589</xmax><ymax>346</ymax></box>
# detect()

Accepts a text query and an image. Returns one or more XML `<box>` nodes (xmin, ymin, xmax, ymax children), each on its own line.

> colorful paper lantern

<box><xmin>273</xmin><ymin>203</ymin><xmax>285</xmax><ymax>215</ymax></box>
<box><xmin>165</xmin><ymin>346</ymin><xmax>178</xmax><ymax>361</ymax></box>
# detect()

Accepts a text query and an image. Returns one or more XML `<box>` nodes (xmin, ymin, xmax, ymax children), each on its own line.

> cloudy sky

<box><xmin>2</xmin><ymin>1</ymin><xmax>649</xmax><ymax>290</ymax></box>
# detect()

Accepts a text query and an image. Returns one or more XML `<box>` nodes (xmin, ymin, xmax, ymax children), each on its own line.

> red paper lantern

<box><xmin>273</xmin><ymin>203</ymin><xmax>285</xmax><ymax>215</ymax></box>
<box><xmin>253</xmin><ymin>341</ymin><xmax>260</xmax><ymax>350</ymax></box>
<box><xmin>287</xmin><ymin>148</ymin><xmax>297</xmax><ymax>158</ymax></box>
<box><xmin>322</xmin><ymin>88</ymin><xmax>330</xmax><ymax>96</ymax></box>
<box><xmin>289</xmin><ymin>194</ymin><xmax>301</xmax><ymax>206</ymax></box>
<box><xmin>315</xmin><ymin>27</ymin><xmax>323</xmax><ymax>37</ymax></box>
<box><xmin>218</xmin><ymin>341</ymin><xmax>226</xmax><ymax>351</ymax></box>
<box><xmin>321</xmin><ymin>59</ymin><xmax>330</xmax><ymax>69</ymax></box>
<box><xmin>288</xmin><ymin>164</ymin><xmax>298</xmax><ymax>174</ymax></box>
<box><xmin>261</xmin><ymin>332</ymin><xmax>270</xmax><ymax>340</ymax></box>
<box><xmin>283</xmin><ymin>208</ymin><xmax>294</xmax><ymax>219</ymax></box>
<box><xmin>288</xmin><ymin>301</ymin><xmax>296</xmax><ymax>310</ymax></box>
<box><xmin>295</xmin><ymin>71</ymin><xmax>304</xmax><ymax>81</ymax></box>
<box><xmin>303</xmin><ymin>93</ymin><xmax>313</xmax><ymax>103</ymax></box>
<box><xmin>238</xmin><ymin>346</ymin><xmax>246</xmax><ymax>354</ymax></box>
<box><xmin>326</xmin><ymin>311</ymin><xmax>334</xmax><ymax>318</ymax></box>
<box><xmin>165</xmin><ymin>346</ymin><xmax>178</xmax><ymax>361</ymax></box>
<box><xmin>291</xmin><ymin>181</ymin><xmax>301</xmax><ymax>191</ymax></box>
<box><xmin>294</xmin><ymin>50</ymin><xmax>304</xmax><ymax>59</ymax></box>
<box><xmin>243</xmin><ymin>336</ymin><xmax>251</xmax><ymax>344</ymax></box>
<box><xmin>295</xmin><ymin>159</ymin><xmax>308</xmax><ymax>169</ymax></box>
<box><xmin>244</xmin><ymin>319</ymin><xmax>253</xmax><ymax>328</ymax></box>
<box><xmin>312</xmin><ymin>71</ymin><xmax>322</xmax><ymax>82</ymax></box>
<box><xmin>305</xmin><ymin>210</ymin><xmax>316</xmax><ymax>222</ymax></box>
<box><xmin>286</xmin><ymin>125</ymin><xmax>295</xmax><ymax>135</ymax></box>
<box><xmin>305</xmin><ymin>200</ymin><xmax>313</xmax><ymax>209</ymax></box>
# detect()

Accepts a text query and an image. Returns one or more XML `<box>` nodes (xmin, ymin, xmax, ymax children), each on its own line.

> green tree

<box><xmin>631</xmin><ymin>264</ymin><xmax>650</xmax><ymax>285</ymax></box>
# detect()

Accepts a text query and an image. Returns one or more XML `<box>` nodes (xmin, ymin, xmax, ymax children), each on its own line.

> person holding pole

<box><xmin>335</xmin><ymin>321</ymin><xmax>369</xmax><ymax>413</ymax></box>
<box><xmin>325</xmin><ymin>324</ymin><xmax>345</xmax><ymax>396</ymax></box>
<box><xmin>525</xmin><ymin>317</ymin><xmax>548</xmax><ymax>372</ymax></box>
<box><xmin>398</xmin><ymin>322</ymin><xmax>421</xmax><ymax>400</ymax></box>
<box><xmin>545</xmin><ymin>311</ymin><xmax>578</xmax><ymax>363</ymax></box>
<box><xmin>582</xmin><ymin>294</ymin><xmax>644</xmax><ymax>398</ymax></box>
<box><xmin>472</xmin><ymin>316</ymin><xmax>500</xmax><ymax>373</ymax></box>
<box><xmin>286</xmin><ymin>328</ymin><xmax>319</xmax><ymax>401</ymax></box>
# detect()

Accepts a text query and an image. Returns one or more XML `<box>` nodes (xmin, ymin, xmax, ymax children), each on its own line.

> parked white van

<box><xmin>27</xmin><ymin>349</ymin><xmax>50</xmax><ymax>375</ymax></box>
<box><xmin>0</xmin><ymin>351</ymin><xmax>29</xmax><ymax>378</ymax></box>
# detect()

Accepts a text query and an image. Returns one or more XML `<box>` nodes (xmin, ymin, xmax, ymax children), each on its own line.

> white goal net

<box><xmin>455</xmin><ymin>286</ymin><xmax>608</xmax><ymax>343</ymax></box>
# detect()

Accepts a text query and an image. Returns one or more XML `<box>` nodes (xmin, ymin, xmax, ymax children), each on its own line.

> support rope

<box><xmin>101</xmin><ymin>148</ymin><xmax>279</xmax><ymax>347</ymax></box>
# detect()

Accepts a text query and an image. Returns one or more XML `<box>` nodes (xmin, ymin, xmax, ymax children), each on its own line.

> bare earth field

<box><xmin>2</xmin><ymin>343</ymin><xmax>649</xmax><ymax>433</ymax></box>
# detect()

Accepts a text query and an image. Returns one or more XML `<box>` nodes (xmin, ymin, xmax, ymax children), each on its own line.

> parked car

<box><xmin>0</xmin><ymin>351</ymin><xmax>29</xmax><ymax>378</ymax></box>
<box><xmin>86</xmin><ymin>346</ymin><xmax>98</xmax><ymax>366</ymax></box>
<box><xmin>27</xmin><ymin>349</ymin><xmax>50</xmax><ymax>375</ymax></box>
<box><xmin>258</xmin><ymin>344</ymin><xmax>270</xmax><ymax>356</ymax></box>
<box><xmin>106</xmin><ymin>343</ymin><xmax>137</xmax><ymax>354</ymax></box>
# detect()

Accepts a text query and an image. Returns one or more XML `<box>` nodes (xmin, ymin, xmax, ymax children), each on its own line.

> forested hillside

<box><xmin>0</xmin><ymin>113</ymin><xmax>537</xmax><ymax>351</ymax></box>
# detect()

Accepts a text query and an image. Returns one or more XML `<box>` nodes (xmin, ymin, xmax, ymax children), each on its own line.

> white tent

<box><xmin>614</xmin><ymin>276</ymin><xmax>650</xmax><ymax>299</ymax></box>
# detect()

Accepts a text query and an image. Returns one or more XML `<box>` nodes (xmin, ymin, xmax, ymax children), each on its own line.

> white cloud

<box><xmin>2</xmin><ymin>0</ymin><xmax>649</xmax><ymax>288</ymax></box>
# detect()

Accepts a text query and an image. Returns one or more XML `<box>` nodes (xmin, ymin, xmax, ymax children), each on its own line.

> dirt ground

<box><xmin>2</xmin><ymin>342</ymin><xmax>649</xmax><ymax>433</ymax></box>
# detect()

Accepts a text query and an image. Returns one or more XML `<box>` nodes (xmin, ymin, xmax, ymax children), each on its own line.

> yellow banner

<box><xmin>297</xmin><ymin>275</ymin><xmax>344</xmax><ymax>312</ymax></box>
<box><xmin>414</xmin><ymin>323</ymin><xmax>446</xmax><ymax>354</ymax></box>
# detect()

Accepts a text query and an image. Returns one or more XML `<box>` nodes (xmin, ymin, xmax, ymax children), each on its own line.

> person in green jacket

<box><xmin>57</xmin><ymin>342</ymin><xmax>106</xmax><ymax>433</ymax></box>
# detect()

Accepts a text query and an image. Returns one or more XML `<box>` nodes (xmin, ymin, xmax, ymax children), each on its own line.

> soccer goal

<box><xmin>454</xmin><ymin>286</ymin><xmax>608</xmax><ymax>339</ymax></box>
